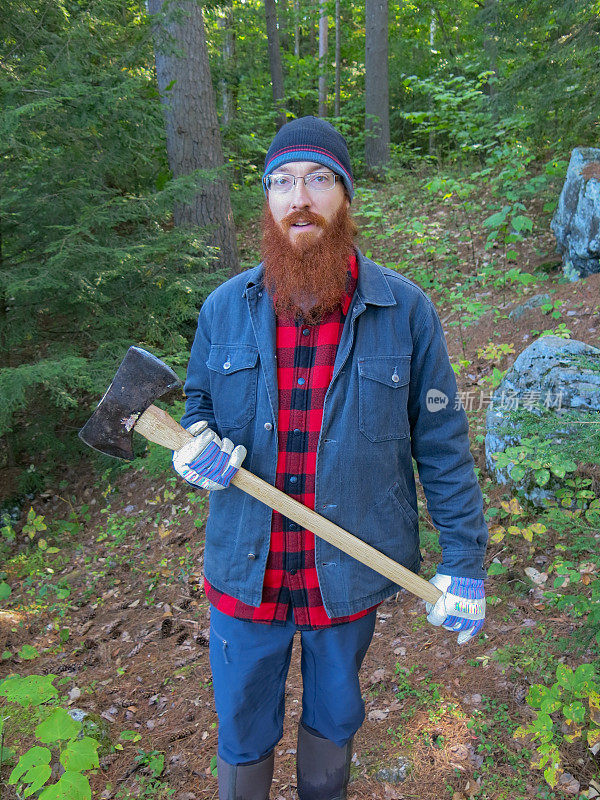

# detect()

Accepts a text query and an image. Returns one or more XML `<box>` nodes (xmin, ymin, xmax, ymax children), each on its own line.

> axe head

<box><xmin>79</xmin><ymin>346</ymin><xmax>182</xmax><ymax>460</ymax></box>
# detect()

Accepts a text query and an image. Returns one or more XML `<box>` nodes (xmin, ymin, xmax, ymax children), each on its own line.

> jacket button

<box><xmin>247</xmin><ymin>552</ymin><xmax>256</xmax><ymax>560</ymax></box>
<box><xmin>264</xmin><ymin>422</ymin><xmax>273</xmax><ymax>431</ymax></box>
<box><xmin>392</xmin><ymin>373</ymin><xmax>400</xmax><ymax>383</ymax></box>
<box><xmin>223</xmin><ymin>361</ymin><xmax>231</xmax><ymax>370</ymax></box>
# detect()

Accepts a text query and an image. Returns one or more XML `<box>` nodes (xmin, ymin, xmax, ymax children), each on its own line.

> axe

<box><xmin>79</xmin><ymin>346</ymin><xmax>442</xmax><ymax>605</ymax></box>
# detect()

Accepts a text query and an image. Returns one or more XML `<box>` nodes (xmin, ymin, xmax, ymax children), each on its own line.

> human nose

<box><xmin>289</xmin><ymin>177</ymin><xmax>312</xmax><ymax>208</ymax></box>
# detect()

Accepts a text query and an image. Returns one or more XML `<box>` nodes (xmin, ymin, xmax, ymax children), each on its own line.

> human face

<box><xmin>266</xmin><ymin>160</ymin><xmax>349</xmax><ymax>247</ymax></box>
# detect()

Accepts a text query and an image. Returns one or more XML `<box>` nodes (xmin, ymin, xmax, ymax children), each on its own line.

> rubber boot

<box><xmin>217</xmin><ymin>751</ymin><xmax>274</xmax><ymax>800</ymax></box>
<box><xmin>296</xmin><ymin>721</ymin><xmax>353</xmax><ymax>800</ymax></box>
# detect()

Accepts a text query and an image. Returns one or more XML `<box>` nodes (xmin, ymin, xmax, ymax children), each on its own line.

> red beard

<box><xmin>261</xmin><ymin>202</ymin><xmax>357</xmax><ymax>323</ymax></box>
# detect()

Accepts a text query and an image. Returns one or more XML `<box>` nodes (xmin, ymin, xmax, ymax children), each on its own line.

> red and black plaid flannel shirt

<box><xmin>205</xmin><ymin>252</ymin><xmax>377</xmax><ymax>628</ymax></box>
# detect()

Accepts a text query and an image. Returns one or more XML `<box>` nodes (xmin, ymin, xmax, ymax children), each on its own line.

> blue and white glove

<box><xmin>425</xmin><ymin>573</ymin><xmax>485</xmax><ymax>645</ymax></box>
<box><xmin>172</xmin><ymin>421</ymin><xmax>247</xmax><ymax>490</ymax></box>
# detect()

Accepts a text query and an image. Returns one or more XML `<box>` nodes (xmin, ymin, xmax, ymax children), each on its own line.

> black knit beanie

<box><xmin>263</xmin><ymin>116</ymin><xmax>354</xmax><ymax>200</ymax></box>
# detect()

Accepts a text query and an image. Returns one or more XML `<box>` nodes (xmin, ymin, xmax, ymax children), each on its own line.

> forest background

<box><xmin>1</xmin><ymin>1</ymin><xmax>599</xmax><ymax>799</ymax></box>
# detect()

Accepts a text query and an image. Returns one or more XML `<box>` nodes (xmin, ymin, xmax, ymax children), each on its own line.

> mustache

<box><xmin>281</xmin><ymin>210</ymin><xmax>328</xmax><ymax>230</ymax></box>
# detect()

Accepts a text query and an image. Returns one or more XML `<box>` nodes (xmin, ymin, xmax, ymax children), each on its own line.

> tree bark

<box><xmin>429</xmin><ymin>6</ymin><xmax>436</xmax><ymax>156</ymax></box>
<box><xmin>218</xmin><ymin>8</ymin><xmax>236</xmax><ymax>127</ymax></box>
<box><xmin>318</xmin><ymin>0</ymin><xmax>328</xmax><ymax>117</ymax></box>
<box><xmin>294</xmin><ymin>0</ymin><xmax>300</xmax><ymax>58</ymax></box>
<box><xmin>149</xmin><ymin>0</ymin><xmax>239</xmax><ymax>274</ymax></box>
<box><xmin>365</xmin><ymin>0</ymin><xmax>390</xmax><ymax>175</ymax></box>
<box><xmin>483</xmin><ymin>0</ymin><xmax>498</xmax><ymax>123</ymax></box>
<box><xmin>265</xmin><ymin>0</ymin><xmax>287</xmax><ymax>128</ymax></box>
<box><xmin>334</xmin><ymin>0</ymin><xmax>341</xmax><ymax>116</ymax></box>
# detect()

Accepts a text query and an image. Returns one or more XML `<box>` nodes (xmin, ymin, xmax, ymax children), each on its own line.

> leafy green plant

<box><xmin>1</xmin><ymin>517</ymin><xmax>16</xmax><ymax>543</ymax></box>
<box><xmin>400</xmin><ymin>70</ymin><xmax>500</xmax><ymax>159</ymax></box>
<box><xmin>554</xmin><ymin>478</ymin><xmax>600</xmax><ymax>522</ymax></box>
<box><xmin>466</xmin><ymin>697</ymin><xmax>532</xmax><ymax>797</ymax></box>
<box><xmin>492</xmin><ymin>628</ymin><xmax>558</xmax><ymax>683</ymax></box>
<box><xmin>477</xmin><ymin>342</ymin><xmax>515</xmax><ymax>362</ymax></box>
<box><xmin>540</xmin><ymin>298</ymin><xmax>564</xmax><ymax>319</ymax></box>
<box><xmin>22</xmin><ymin>507</ymin><xmax>50</xmax><ymax>550</ymax></box>
<box><xmin>531</xmin><ymin>322</ymin><xmax>572</xmax><ymax>339</ymax></box>
<box><xmin>550</xmin><ymin>579</ymin><xmax>600</xmax><ymax>645</ymax></box>
<box><xmin>486</xmin><ymin>496</ymin><xmax>547</xmax><ymax>544</ymax></box>
<box><xmin>18</xmin><ymin>644</ymin><xmax>39</xmax><ymax>661</ymax></box>
<box><xmin>492</xmin><ymin>435</ymin><xmax>578</xmax><ymax>487</ymax></box>
<box><xmin>0</xmin><ymin>674</ymin><xmax>100</xmax><ymax>799</ymax></box>
<box><xmin>514</xmin><ymin>663</ymin><xmax>600</xmax><ymax>789</ymax></box>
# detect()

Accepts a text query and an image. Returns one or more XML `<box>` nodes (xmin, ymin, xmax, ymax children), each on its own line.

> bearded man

<box><xmin>173</xmin><ymin>117</ymin><xmax>488</xmax><ymax>800</ymax></box>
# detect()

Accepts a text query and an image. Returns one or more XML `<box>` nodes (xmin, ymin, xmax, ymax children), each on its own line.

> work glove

<box><xmin>172</xmin><ymin>421</ymin><xmax>247</xmax><ymax>490</ymax></box>
<box><xmin>425</xmin><ymin>573</ymin><xmax>485</xmax><ymax>645</ymax></box>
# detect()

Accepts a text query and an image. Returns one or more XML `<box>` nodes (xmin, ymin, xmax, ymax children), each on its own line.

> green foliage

<box><xmin>0</xmin><ymin>0</ymin><xmax>223</xmax><ymax>486</ymax></box>
<box><xmin>515</xmin><ymin>664</ymin><xmax>600</xmax><ymax>789</ymax></box>
<box><xmin>400</xmin><ymin>70</ymin><xmax>500</xmax><ymax>159</ymax></box>
<box><xmin>486</xmin><ymin>496</ymin><xmax>547</xmax><ymax>544</ymax></box>
<box><xmin>492</xmin><ymin>436</ymin><xmax>578</xmax><ymax>487</ymax></box>
<box><xmin>0</xmin><ymin>674</ymin><xmax>58</xmax><ymax>707</ymax></box>
<box><xmin>1</xmin><ymin>674</ymin><xmax>100</xmax><ymax>800</ymax></box>
<box><xmin>553</xmin><ymin>578</ymin><xmax>600</xmax><ymax>644</ymax></box>
<box><xmin>18</xmin><ymin>644</ymin><xmax>40</xmax><ymax>661</ymax></box>
<box><xmin>491</xmin><ymin>406</ymin><xmax>600</xmax><ymax>499</ymax></box>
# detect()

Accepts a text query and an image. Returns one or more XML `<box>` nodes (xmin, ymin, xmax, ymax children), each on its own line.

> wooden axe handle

<box><xmin>135</xmin><ymin>404</ymin><xmax>443</xmax><ymax>605</ymax></box>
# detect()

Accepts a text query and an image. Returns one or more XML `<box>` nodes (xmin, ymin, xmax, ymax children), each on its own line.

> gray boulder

<box><xmin>485</xmin><ymin>336</ymin><xmax>600</xmax><ymax>505</ymax></box>
<box><xmin>508</xmin><ymin>293</ymin><xmax>551</xmax><ymax>320</ymax></box>
<box><xmin>551</xmin><ymin>147</ymin><xmax>600</xmax><ymax>281</ymax></box>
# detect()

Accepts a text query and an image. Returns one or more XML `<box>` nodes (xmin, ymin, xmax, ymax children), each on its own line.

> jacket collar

<box><xmin>243</xmin><ymin>248</ymin><xmax>396</xmax><ymax>308</ymax></box>
<box><xmin>354</xmin><ymin>249</ymin><xmax>396</xmax><ymax>307</ymax></box>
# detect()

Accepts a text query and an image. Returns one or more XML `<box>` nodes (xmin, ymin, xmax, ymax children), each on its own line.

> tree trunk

<box><xmin>294</xmin><ymin>0</ymin><xmax>300</xmax><ymax>58</ymax></box>
<box><xmin>318</xmin><ymin>0</ymin><xmax>328</xmax><ymax>117</ymax></box>
<box><xmin>334</xmin><ymin>0</ymin><xmax>341</xmax><ymax>116</ymax></box>
<box><xmin>265</xmin><ymin>0</ymin><xmax>286</xmax><ymax>128</ymax></box>
<box><xmin>428</xmin><ymin>6</ymin><xmax>436</xmax><ymax>156</ymax></box>
<box><xmin>148</xmin><ymin>0</ymin><xmax>239</xmax><ymax>274</ymax></box>
<box><xmin>365</xmin><ymin>0</ymin><xmax>390</xmax><ymax>175</ymax></box>
<box><xmin>483</xmin><ymin>0</ymin><xmax>498</xmax><ymax>123</ymax></box>
<box><xmin>218</xmin><ymin>8</ymin><xmax>236</xmax><ymax>127</ymax></box>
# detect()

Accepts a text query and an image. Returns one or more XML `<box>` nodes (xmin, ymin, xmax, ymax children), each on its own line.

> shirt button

<box><xmin>247</xmin><ymin>552</ymin><xmax>256</xmax><ymax>560</ymax></box>
<box><xmin>264</xmin><ymin>422</ymin><xmax>273</xmax><ymax>431</ymax></box>
<box><xmin>289</xmin><ymin>569</ymin><xmax>297</xmax><ymax>576</ymax></box>
<box><xmin>302</xmin><ymin>328</ymin><xmax>310</xmax><ymax>336</ymax></box>
<box><xmin>293</xmin><ymin>428</ymin><xmax>301</xmax><ymax>435</ymax></box>
<box><xmin>289</xmin><ymin>476</ymin><xmax>298</xmax><ymax>484</ymax></box>
<box><xmin>297</xmin><ymin>377</ymin><xmax>305</xmax><ymax>386</ymax></box>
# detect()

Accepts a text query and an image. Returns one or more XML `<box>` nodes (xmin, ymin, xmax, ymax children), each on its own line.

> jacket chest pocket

<box><xmin>207</xmin><ymin>345</ymin><xmax>259</xmax><ymax>430</ymax></box>
<box><xmin>358</xmin><ymin>356</ymin><xmax>411</xmax><ymax>442</ymax></box>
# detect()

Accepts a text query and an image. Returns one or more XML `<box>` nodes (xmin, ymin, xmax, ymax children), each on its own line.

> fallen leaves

<box><xmin>558</xmin><ymin>771</ymin><xmax>581</xmax><ymax>795</ymax></box>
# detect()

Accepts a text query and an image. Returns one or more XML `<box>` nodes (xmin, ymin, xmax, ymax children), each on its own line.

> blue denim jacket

<box><xmin>181</xmin><ymin>251</ymin><xmax>488</xmax><ymax>617</ymax></box>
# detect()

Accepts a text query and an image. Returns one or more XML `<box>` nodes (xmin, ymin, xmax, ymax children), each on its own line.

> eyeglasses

<box><xmin>263</xmin><ymin>171</ymin><xmax>339</xmax><ymax>194</ymax></box>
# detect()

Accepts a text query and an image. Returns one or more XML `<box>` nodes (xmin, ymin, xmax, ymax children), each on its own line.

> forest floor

<box><xmin>1</xmin><ymin>164</ymin><xmax>599</xmax><ymax>800</ymax></box>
